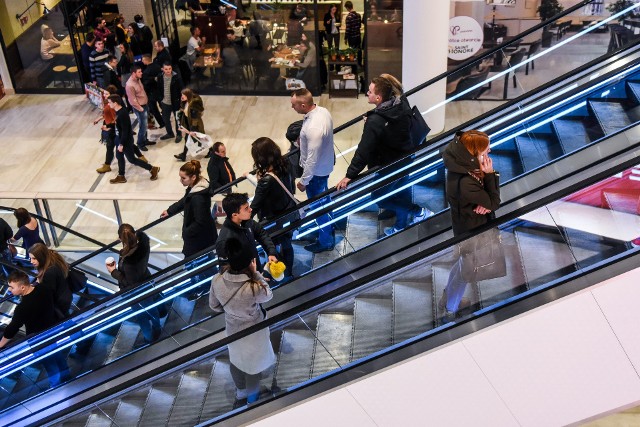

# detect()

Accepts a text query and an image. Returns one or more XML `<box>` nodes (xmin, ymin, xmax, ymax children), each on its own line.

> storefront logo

<box><xmin>448</xmin><ymin>16</ymin><xmax>484</xmax><ymax>61</ymax></box>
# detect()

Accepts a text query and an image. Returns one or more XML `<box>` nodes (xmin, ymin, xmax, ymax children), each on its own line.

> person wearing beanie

<box><xmin>209</xmin><ymin>237</ymin><xmax>276</xmax><ymax>405</ymax></box>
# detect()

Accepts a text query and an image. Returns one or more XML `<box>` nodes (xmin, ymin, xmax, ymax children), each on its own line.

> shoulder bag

<box><xmin>266</xmin><ymin>172</ymin><xmax>306</xmax><ymax>220</ymax></box>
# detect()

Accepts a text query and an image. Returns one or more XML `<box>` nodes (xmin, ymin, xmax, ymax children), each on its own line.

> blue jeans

<box><xmin>306</xmin><ymin>175</ymin><xmax>333</xmax><ymax>247</ymax></box>
<box><xmin>444</xmin><ymin>257</ymin><xmax>468</xmax><ymax>313</ymax></box>
<box><xmin>374</xmin><ymin>176</ymin><xmax>419</xmax><ymax>229</ymax></box>
<box><xmin>41</xmin><ymin>352</ymin><xmax>71</xmax><ymax>387</ymax></box>
<box><xmin>134</xmin><ymin>297</ymin><xmax>161</xmax><ymax>343</ymax></box>
<box><xmin>133</xmin><ymin>105</ymin><xmax>149</xmax><ymax>147</ymax></box>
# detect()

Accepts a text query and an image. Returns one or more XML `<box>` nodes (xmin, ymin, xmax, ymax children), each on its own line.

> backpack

<box><xmin>408</xmin><ymin>103</ymin><xmax>430</xmax><ymax>148</ymax></box>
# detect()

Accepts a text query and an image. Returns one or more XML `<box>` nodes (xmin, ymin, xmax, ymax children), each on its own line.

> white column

<box><xmin>0</xmin><ymin>48</ymin><xmax>14</xmax><ymax>95</ymax></box>
<box><xmin>402</xmin><ymin>0</ymin><xmax>450</xmax><ymax>134</ymax></box>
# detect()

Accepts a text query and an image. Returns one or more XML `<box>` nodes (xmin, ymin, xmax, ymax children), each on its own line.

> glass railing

<box><xmin>5</xmin><ymin>53</ymin><xmax>640</xmax><ymax>415</ymax></box>
<box><xmin>4</xmin><ymin>1</ymin><xmax>640</xmax><ymax>415</ymax></box>
<box><xmin>53</xmin><ymin>160</ymin><xmax>640</xmax><ymax>426</ymax></box>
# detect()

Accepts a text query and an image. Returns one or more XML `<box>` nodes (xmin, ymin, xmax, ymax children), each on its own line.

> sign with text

<box><xmin>448</xmin><ymin>16</ymin><xmax>484</xmax><ymax>60</ymax></box>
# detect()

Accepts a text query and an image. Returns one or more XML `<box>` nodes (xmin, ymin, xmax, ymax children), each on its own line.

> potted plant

<box><xmin>329</xmin><ymin>47</ymin><xmax>337</xmax><ymax>61</ymax></box>
<box><xmin>339</xmin><ymin>49</ymin><xmax>347</xmax><ymax>61</ymax></box>
<box><xmin>607</xmin><ymin>0</ymin><xmax>634</xmax><ymax>15</ymax></box>
<box><xmin>347</xmin><ymin>47</ymin><xmax>356</xmax><ymax>61</ymax></box>
<box><xmin>538</xmin><ymin>0</ymin><xmax>564</xmax><ymax>47</ymax></box>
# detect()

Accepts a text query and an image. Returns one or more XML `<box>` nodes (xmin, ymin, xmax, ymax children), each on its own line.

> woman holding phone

<box><xmin>440</xmin><ymin>130</ymin><xmax>501</xmax><ymax>321</ymax></box>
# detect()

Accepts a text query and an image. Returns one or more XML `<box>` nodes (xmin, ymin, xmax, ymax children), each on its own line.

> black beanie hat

<box><xmin>225</xmin><ymin>238</ymin><xmax>253</xmax><ymax>271</ymax></box>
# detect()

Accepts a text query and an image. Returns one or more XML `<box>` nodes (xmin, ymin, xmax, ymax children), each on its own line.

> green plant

<box><xmin>607</xmin><ymin>0</ymin><xmax>634</xmax><ymax>14</ymax></box>
<box><xmin>537</xmin><ymin>0</ymin><xmax>564</xmax><ymax>22</ymax></box>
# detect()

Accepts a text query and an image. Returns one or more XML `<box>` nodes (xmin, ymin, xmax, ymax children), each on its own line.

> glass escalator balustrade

<box><xmin>59</xmin><ymin>163</ymin><xmax>640</xmax><ymax>425</ymax></box>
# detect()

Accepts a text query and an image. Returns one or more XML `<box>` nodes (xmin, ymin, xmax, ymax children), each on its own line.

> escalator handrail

<box><xmin>3</xmin><ymin>27</ymin><xmax>639</xmax><ymax>367</ymax></box>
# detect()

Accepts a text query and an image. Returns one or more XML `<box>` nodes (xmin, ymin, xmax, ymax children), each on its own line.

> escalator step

<box><xmin>111</xmin><ymin>387</ymin><xmax>151</xmax><ymax>426</ymax></box>
<box><xmin>552</xmin><ymin>118</ymin><xmax>592</xmax><ymax>154</ymax></box>
<box><xmin>84</xmin><ymin>401</ymin><xmax>119</xmax><ymax>427</ymax></box>
<box><xmin>105</xmin><ymin>323</ymin><xmax>142</xmax><ymax>363</ymax></box>
<box><xmin>352</xmin><ymin>297</ymin><xmax>392</xmax><ymax>361</ymax></box>
<box><xmin>80</xmin><ymin>327</ymin><xmax>118</xmax><ymax>370</ymax></box>
<box><xmin>311</xmin><ymin>313</ymin><xmax>353</xmax><ymax>377</ymax></box>
<box><xmin>625</xmin><ymin>81</ymin><xmax>640</xmax><ymax>105</ymax></box>
<box><xmin>490</xmin><ymin>140</ymin><xmax>523</xmax><ymax>182</ymax></box>
<box><xmin>392</xmin><ymin>280</ymin><xmax>434</xmax><ymax>344</ymax></box>
<box><xmin>167</xmin><ymin>362</ymin><xmax>214</xmax><ymax>426</ymax></box>
<box><xmin>138</xmin><ymin>377</ymin><xmax>181</xmax><ymax>426</ymax></box>
<box><xmin>588</xmin><ymin>100</ymin><xmax>631</xmax><ymax>135</ymax></box>
<box><xmin>514</xmin><ymin>134</ymin><xmax>560</xmax><ymax>172</ymax></box>
<box><xmin>199</xmin><ymin>357</ymin><xmax>236</xmax><ymax>422</ymax></box>
<box><xmin>344</xmin><ymin>211</ymin><xmax>379</xmax><ymax>254</ymax></box>
<box><xmin>275</xmin><ymin>329</ymin><xmax>315</xmax><ymax>389</ymax></box>
<box><xmin>190</xmin><ymin>293</ymin><xmax>213</xmax><ymax>323</ymax></box>
<box><xmin>562</xmin><ymin>226</ymin><xmax>625</xmax><ymax>267</ymax></box>
<box><xmin>163</xmin><ymin>296</ymin><xmax>196</xmax><ymax>335</ymax></box>
<box><xmin>514</xmin><ymin>227</ymin><xmax>587</xmax><ymax>288</ymax></box>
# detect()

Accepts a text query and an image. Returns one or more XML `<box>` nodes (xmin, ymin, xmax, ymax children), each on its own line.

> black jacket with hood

<box><xmin>111</xmin><ymin>231</ymin><xmax>152</xmax><ymax>291</ymax></box>
<box><xmin>216</xmin><ymin>218</ymin><xmax>277</xmax><ymax>272</ymax></box>
<box><xmin>167</xmin><ymin>179</ymin><xmax>218</xmax><ymax>256</ymax></box>
<box><xmin>442</xmin><ymin>138</ymin><xmax>501</xmax><ymax>236</ymax></box>
<box><xmin>346</xmin><ymin>96</ymin><xmax>413</xmax><ymax>180</ymax></box>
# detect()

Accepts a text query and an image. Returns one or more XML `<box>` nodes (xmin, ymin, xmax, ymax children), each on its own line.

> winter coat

<box><xmin>179</xmin><ymin>95</ymin><xmax>205</xmax><ymax>133</ymax></box>
<box><xmin>442</xmin><ymin>138</ymin><xmax>501</xmax><ymax>236</ymax></box>
<box><xmin>111</xmin><ymin>231</ymin><xmax>152</xmax><ymax>291</ymax></box>
<box><xmin>216</xmin><ymin>219</ymin><xmax>277</xmax><ymax>272</ymax></box>
<box><xmin>167</xmin><ymin>180</ymin><xmax>218</xmax><ymax>256</ymax></box>
<box><xmin>207</xmin><ymin>154</ymin><xmax>236</xmax><ymax>193</ymax></box>
<box><xmin>209</xmin><ymin>270</ymin><xmax>275</xmax><ymax>374</ymax></box>
<box><xmin>346</xmin><ymin>96</ymin><xmax>414</xmax><ymax>179</ymax></box>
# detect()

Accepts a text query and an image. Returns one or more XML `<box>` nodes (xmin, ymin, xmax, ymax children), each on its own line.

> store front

<box><xmin>0</xmin><ymin>0</ymin><xmax>404</xmax><ymax>96</ymax></box>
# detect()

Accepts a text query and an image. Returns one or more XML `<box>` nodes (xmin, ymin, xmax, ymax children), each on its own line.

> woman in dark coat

<box><xmin>107</xmin><ymin>223</ymin><xmax>161</xmax><ymax>342</ymax></box>
<box><xmin>440</xmin><ymin>130</ymin><xmax>501</xmax><ymax>320</ymax></box>
<box><xmin>248</xmin><ymin>137</ymin><xmax>296</xmax><ymax>280</ymax></box>
<box><xmin>175</xmin><ymin>88</ymin><xmax>205</xmax><ymax>161</ymax></box>
<box><xmin>163</xmin><ymin>160</ymin><xmax>218</xmax><ymax>256</ymax></box>
<box><xmin>11</xmin><ymin>207</ymin><xmax>44</xmax><ymax>251</ymax></box>
<box><xmin>28</xmin><ymin>243</ymin><xmax>71</xmax><ymax>320</ymax></box>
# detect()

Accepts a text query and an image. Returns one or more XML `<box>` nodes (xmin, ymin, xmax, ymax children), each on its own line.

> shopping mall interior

<box><xmin>1</xmin><ymin>0</ymin><xmax>640</xmax><ymax>425</ymax></box>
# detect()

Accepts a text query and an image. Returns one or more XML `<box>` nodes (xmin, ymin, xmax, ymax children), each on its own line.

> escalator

<box><xmin>4</xmin><ymin>2</ymin><xmax>640</xmax><ymax>422</ymax></box>
<box><xmin>50</xmin><ymin>157</ymin><xmax>640</xmax><ymax>427</ymax></box>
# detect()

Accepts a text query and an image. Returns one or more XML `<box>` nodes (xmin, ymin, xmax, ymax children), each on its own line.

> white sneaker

<box><xmin>384</xmin><ymin>226</ymin><xmax>402</xmax><ymax>236</ymax></box>
<box><xmin>412</xmin><ymin>207</ymin><xmax>434</xmax><ymax>224</ymax></box>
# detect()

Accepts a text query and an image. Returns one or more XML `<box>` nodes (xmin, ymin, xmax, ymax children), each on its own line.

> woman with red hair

<box><xmin>440</xmin><ymin>130</ymin><xmax>501</xmax><ymax>321</ymax></box>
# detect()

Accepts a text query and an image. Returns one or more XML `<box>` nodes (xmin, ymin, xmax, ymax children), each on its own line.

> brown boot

<box><xmin>150</xmin><ymin>166</ymin><xmax>160</xmax><ymax>181</ymax></box>
<box><xmin>139</xmin><ymin>155</ymin><xmax>149</xmax><ymax>163</ymax></box>
<box><xmin>110</xmin><ymin>175</ymin><xmax>127</xmax><ymax>184</ymax></box>
<box><xmin>96</xmin><ymin>164</ymin><xmax>111</xmax><ymax>173</ymax></box>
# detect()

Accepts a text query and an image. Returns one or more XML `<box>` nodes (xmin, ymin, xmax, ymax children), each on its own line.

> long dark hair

<box><xmin>118</xmin><ymin>223</ymin><xmax>138</xmax><ymax>257</ymax></box>
<box><xmin>29</xmin><ymin>243</ymin><xmax>69</xmax><ymax>280</ymax></box>
<box><xmin>251</xmin><ymin>137</ymin><xmax>289</xmax><ymax>178</ymax></box>
<box><xmin>14</xmin><ymin>207</ymin><xmax>31</xmax><ymax>228</ymax></box>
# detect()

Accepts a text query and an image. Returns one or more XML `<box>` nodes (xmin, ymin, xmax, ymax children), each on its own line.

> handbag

<box><xmin>455</xmin><ymin>174</ymin><xmax>506</xmax><ymax>282</ymax></box>
<box><xmin>185</xmin><ymin>132</ymin><xmax>213</xmax><ymax>158</ymax></box>
<box><xmin>267</xmin><ymin>172</ymin><xmax>305</xmax><ymax>220</ymax></box>
<box><xmin>459</xmin><ymin>227</ymin><xmax>506</xmax><ymax>282</ymax></box>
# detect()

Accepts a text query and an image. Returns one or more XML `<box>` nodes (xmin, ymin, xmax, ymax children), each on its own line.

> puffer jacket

<box><xmin>442</xmin><ymin>137</ymin><xmax>500</xmax><ymax>236</ymax></box>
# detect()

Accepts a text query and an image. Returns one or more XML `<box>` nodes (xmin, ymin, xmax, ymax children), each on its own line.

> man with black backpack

<box><xmin>336</xmin><ymin>75</ymin><xmax>433</xmax><ymax>235</ymax></box>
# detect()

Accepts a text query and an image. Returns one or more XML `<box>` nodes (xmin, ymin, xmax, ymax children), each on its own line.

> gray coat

<box><xmin>209</xmin><ymin>270</ymin><xmax>276</xmax><ymax>374</ymax></box>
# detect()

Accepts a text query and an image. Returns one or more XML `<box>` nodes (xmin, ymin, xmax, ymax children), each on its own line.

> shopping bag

<box><xmin>185</xmin><ymin>132</ymin><xmax>213</xmax><ymax>158</ymax></box>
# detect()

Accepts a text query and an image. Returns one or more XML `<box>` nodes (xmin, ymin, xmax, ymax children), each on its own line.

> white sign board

<box><xmin>448</xmin><ymin>16</ymin><xmax>484</xmax><ymax>60</ymax></box>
